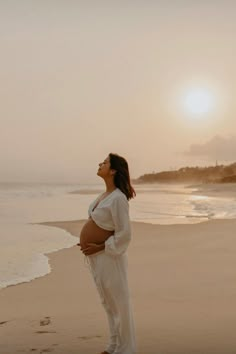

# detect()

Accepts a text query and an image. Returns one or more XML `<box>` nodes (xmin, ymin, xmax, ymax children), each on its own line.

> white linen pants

<box><xmin>86</xmin><ymin>251</ymin><xmax>136</xmax><ymax>354</ymax></box>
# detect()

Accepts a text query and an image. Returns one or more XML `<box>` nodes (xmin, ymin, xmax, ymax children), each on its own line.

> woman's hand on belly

<box><xmin>80</xmin><ymin>242</ymin><xmax>105</xmax><ymax>256</ymax></box>
<box><xmin>79</xmin><ymin>218</ymin><xmax>113</xmax><ymax>252</ymax></box>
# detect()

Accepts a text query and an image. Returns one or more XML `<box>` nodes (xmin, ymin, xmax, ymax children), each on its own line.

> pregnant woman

<box><xmin>78</xmin><ymin>153</ymin><xmax>136</xmax><ymax>354</ymax></box>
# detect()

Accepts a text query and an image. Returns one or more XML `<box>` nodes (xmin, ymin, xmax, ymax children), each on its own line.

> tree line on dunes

<box><xmin>133</xmin><ymin>162</ymin><xmax>236</xmax><ymax>184</ymax></box>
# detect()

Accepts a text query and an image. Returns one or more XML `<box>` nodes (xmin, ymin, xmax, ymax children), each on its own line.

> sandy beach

<box><xmin>1</xmin><ymin>187</ymin><xmax>236</xmax><ymax>353</ymax></box>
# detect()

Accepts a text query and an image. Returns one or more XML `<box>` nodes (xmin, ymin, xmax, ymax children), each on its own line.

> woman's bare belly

<box><xmin>80</xmin><ymin>217</ymin><xmax>114</xmax><ymax>249</ymax></box>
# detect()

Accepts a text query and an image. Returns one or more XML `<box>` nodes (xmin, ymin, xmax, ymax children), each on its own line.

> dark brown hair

<box><xmin>109</xmin><ymin>153</ymin><xmax>136</xmax><ymax>200</ymax></box>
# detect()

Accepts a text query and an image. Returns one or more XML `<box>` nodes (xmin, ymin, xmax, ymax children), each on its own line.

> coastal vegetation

<box><xmin>133</xmin><ymin>162</ymin><xmax>236</xmax><ymax>184</ymax></box>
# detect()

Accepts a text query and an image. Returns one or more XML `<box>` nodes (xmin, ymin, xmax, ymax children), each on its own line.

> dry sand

<box><xmin>1</xmin><ymin>186</ymin><xmax>236</xmax><ymax>353</ymax></box>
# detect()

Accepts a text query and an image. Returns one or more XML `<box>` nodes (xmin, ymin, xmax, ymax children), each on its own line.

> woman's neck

<box><xmin>104</xmin><ymin>179</ymin><xmax>116</xmax><ymax>193</ymax></box>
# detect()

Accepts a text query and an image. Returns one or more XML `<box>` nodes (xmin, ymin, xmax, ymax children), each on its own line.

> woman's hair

<box><xmin>109</xmin><ymin>153</ymin><xmax>136</xmax><ymax>200</ymax></box>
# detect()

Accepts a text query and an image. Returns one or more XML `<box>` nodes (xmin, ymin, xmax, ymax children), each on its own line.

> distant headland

<box><xmin>133</xmin><ymin>162</ymin><xmax>236</xmax><ymax>184</ymax></box>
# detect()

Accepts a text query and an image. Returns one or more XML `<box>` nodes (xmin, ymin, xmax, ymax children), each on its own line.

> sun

<box><xmin>182</xmin><ymin>89</ymin><xmax>214</xmax><ymax>116</ymax></box>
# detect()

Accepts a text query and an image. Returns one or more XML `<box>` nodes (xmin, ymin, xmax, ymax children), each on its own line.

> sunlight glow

<box><xmin>183</xmin><ymin>89</ymin><xmax>214</xmax><ymax>116</ymax></box>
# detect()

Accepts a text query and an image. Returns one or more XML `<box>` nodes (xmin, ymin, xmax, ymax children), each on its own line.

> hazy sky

<box><xmin>1</xmin><ymin>0</ymin><xmax>236</xmax><ymax>183</ymax></box>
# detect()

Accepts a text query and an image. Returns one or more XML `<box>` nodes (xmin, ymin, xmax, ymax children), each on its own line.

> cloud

<box><xmin>184</xmin><ymin>135</ymin><xmax>236</xmax><ymax>161</ymax></box>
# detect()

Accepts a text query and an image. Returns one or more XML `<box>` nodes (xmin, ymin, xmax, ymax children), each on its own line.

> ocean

<box><xmin>0</xmin><ymin>182</ymin><xmax>236</xmax><ymax>289</ymax></box>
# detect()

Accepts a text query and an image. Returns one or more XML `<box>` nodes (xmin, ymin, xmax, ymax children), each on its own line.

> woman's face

<box><xmin>97</xmin><ymin>156</ymin><xmax>114</xmax><ymax>178</ymax></box>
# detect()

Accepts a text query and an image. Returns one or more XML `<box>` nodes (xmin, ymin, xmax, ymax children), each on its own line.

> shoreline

<box><xmin>1</xmin><ymin>181</ymin><xmax>236</xmax><ymax>292</ymax></box>
<box><xmin>1</xmin><ymin>218</ymin><xmax>236</xmax><ymax>353</ymax></box>
<box><xmin>189</xmin><ymin>182</ymin><xmax>236</xmax><ymax>199</ymax></box>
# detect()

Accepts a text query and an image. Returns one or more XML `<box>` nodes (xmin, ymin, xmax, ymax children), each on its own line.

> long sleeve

<box><xmin>105</xmin><ymin>195</ymin><xmax>131</xmax><ymax>256</ymax></box>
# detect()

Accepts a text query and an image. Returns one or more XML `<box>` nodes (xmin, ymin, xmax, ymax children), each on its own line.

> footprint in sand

<box><xmin>78</xmin><ymin>335</ymin><xmax>102</xmax><ymax>340</ymax></box>
<box><xmin>36</xmin><ymin>330</ymin><xmax>57</xmax><ymax>334</ymax></box>
<box><xmin>30</xmin><ymin>345</ymin><xmax>57</xmax><ymax>352</ymax></box>
<box><xmin>0</xmin><ymin>321</ymin><xmax>8</xmax><ymax>325</ymax></box>
<box><xmin>40</xmin><ymin>317</ymin><xmax>51</xmax><ymax>326</ymax></box>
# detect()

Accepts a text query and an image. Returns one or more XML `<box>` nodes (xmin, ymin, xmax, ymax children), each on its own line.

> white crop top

<box><xmin>88</xmin><ymin>188</ymin><xmax>131</xmax><ymax>256</ymax></box>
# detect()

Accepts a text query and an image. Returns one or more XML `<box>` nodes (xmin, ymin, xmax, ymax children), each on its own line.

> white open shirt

<box><xmin>88</xmin><ymin>188</ymin><xmax>131</xmax><ymax>256</ymax></box>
